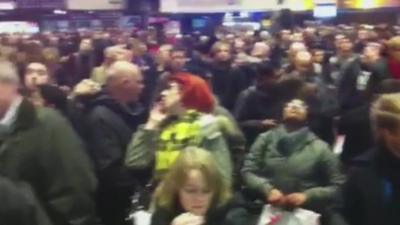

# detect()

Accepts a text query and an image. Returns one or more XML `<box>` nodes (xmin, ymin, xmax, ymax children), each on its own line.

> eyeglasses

<box><xmin>285</xmin><ymin>101</ymin><xmax>307</xmax><ymax>110</ymax></box>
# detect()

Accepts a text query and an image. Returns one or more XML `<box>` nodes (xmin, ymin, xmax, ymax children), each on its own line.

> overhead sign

<box><xmin>0</xmin><ymin>1</ymin><xmax>16</xmax><ymax>10</ymax></box>
<box><xmin>17</xmin><ymin>0</ymin><xmax>65</xmax><ymax>8</ymax></box>
<box><xmin>0</xmin><ymin>22</ymin><xmax>40</xmax><ymax>33</ymax></box>
<box><xmin>161</xmin><ymin>0</ymin><xmax>314</xmax><ymax>13</ymax></box>
<box><xmin>339</xmin><ymin>0</ymin><xmax>400</xmax><ymax>9</ymax></box>
<box><xmin>66</xmin><ymin>0</ymin><xmax>123</xmax><ymax>10</ymax></box>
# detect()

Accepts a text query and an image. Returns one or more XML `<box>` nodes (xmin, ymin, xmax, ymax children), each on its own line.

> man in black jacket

<box><xmin>225</xmin><ymin>43</ymin><xmax>272</xmax><ymax>111</ymax></box>
<box><xmin>86</xmin><ymin>61</ymin><xmax>148</xmax><ymax>225</ymax></box>
<box><xmin>338</xmin><ymin>79</ymin><xmax>400</xmax><ymax>166</ymax></box>
<box><xmin>338</xmin><ymin>42</ymin><xmax>389</xmax><ymax>113</ymax></box>
<box><xmin>209</xmin><ymin>41</ymin><xmax>234</xmax><ymax>105</ymax></box>
<box><xmin>61</xmin><ymin>38</ymin><xmax>97</xmax><ymax>87</ymax></box>
<box><xmin>337</xmin><ymin>93</ymin><xmax>400</xmax><ymax>225</ymax></box>
<box><xmin>234</xmin><ymin>64</ymin><xmax>283</xmax><ymax>146</ymax></box>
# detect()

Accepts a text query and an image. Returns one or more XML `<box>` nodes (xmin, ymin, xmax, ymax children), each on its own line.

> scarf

<box><xmin>277</xmin><ymin>127</ymin><xmax>311</xmax><ymax>156</ymax></box>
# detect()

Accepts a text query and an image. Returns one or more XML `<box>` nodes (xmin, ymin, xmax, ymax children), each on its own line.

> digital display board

<box><xmin>161</xmin><ymin>0</ymin><xmax>314</xmax><ymax>13</ymax></box>
<box><xmin>314</xmin><ymin>3</ymin><xmax>337</xmax><ymax>18</ymax></box>
<box><xmin>339</xmin><ymin>0</ymin><xmax>400</xmax><ymax>9</ymax></box>
<box><xmin>17</xmin><ymin>0</ymin><xmax>65</xmax><ymax>8</ymax></box>
<box><xmin>0</xmin><ymin>22</ymin><xmax>40</xmax><ymax>34</ymax></box>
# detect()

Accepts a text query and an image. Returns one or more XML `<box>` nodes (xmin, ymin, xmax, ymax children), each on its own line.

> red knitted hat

<box><xmin>170</xmin><ymin>73</ymin><xmax>215</xmax><ymax>113</ymax></box>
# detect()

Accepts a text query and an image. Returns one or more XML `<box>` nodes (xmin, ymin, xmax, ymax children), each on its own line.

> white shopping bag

<box><xmin>257</xmin><ymin>205</ymin><xmax>320</xmax><ymax>225</ymax></box>
<box><xmin>130</xmin><ymin>210</ymin><xmax>152</xmax><ymax>225</ymax></box>
<box><xmin>333</xmin><ymin>135</ymin><xmax>346</xmax><ymax>155</ymax></box>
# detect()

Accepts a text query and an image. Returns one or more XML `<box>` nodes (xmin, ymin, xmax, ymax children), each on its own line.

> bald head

<box><xmin>106</xmin><ymin>61</ymin><xmax>143</xmax><ymax>104</ymax></box>
<box><xmin>290</xmin><ymin>42</ymin><xmax>307</xmax><ymax>53</ymax></box>
<box><xmin>252</xmin><ymin>42</ymin><xmax>270</xmax><ymax>59</ymax></box>
<box><xmin>259</xmin><ymin>31</ymin><xmax>270</xmax><ymax>40</ymax></box>
<box><xmin>296</xmin><ymin>51</ymin><xmax>313</xmax><ymax>63</ymax></box>
<box><xmin>289</xmin><ymin>42</ymin><xmax>307</xmax><ymax>63</ymax></box>
<box><xmin>295</xmin><ymin>51</ymin><xmax>313</xmax><ymax>73</ymax></box>
<box><xmin>106</xmin><ymin>61</ymin><xmax>141</xmax><ymax>83</ymax></box>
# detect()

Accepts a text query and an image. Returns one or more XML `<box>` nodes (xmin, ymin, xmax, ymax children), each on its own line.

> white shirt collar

<box><xmin>0</xmin><ymin>96</ymin><xmax>23</xmax><ymax>127</ymax></box>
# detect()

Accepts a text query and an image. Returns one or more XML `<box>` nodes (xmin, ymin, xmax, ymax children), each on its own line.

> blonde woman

<box><xmin>151</xmin><ymin>148</ymin><xmax>249</xmax><ymax>225</ymax></box>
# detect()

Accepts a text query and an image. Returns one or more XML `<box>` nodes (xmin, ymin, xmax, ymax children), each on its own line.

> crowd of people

<box><xmin>0</xmin><ymin>22</ymin><xmax>400</xmax><ymax>225</ymax></box>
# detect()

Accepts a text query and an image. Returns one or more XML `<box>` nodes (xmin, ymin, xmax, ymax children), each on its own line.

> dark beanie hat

<box><xmin>170</xmin><ymin>73</ymin><xmax>214</xmax><ymax>113</ymax></box>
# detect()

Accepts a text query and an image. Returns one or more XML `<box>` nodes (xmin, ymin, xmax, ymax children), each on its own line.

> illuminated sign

<box><xmin>340</xmin><ymin>0</ymin><xmax>400</xmax><ymax>9</ymax></box>
<box><xmin>161</xmin><ymin>0</ymin><xmax>314</xmax><ymax>13</ymax></box>
<box><xmin>17</xmin><ymin>0</ymin><xmax>64</xmax><ymax>8</ymax></box>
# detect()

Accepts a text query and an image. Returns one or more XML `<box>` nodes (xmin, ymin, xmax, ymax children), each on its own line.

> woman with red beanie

<box><xmin>125</xmin><ymin>73</ymin><xmax>233</xmax><ymax>185</ymax></box>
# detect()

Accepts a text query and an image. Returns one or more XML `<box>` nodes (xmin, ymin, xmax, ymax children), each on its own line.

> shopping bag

<box><xmin>257</xmin><ymin>205</ymin><xmax>320</xmax><ymax>225</ymax></box>
<box><xmin>129</xmin><ymin>210</ymin><xmax>152</xmax><ymax>225</ymax></box>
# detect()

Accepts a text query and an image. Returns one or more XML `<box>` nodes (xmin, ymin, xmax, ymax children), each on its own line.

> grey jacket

<box><xmin>242</xmin><ymin>126</ymin><xmax>345</xmax><ymax>212</ymax></box>
<box><xmin>125</xmin><ymin>114</ymin><xmax>233</xmax><ymax>185</ymax></box>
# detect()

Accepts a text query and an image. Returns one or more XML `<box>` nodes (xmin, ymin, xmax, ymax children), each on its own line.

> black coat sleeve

<box><xmin>336</xmin><ymin>170</ymin><xmax>365</xmax><ymax>225</ymax></box>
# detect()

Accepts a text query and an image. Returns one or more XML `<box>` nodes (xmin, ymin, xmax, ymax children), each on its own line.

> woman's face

<box><xmin>160</xmin><ymin>82</ymin><xmax>182</xmax><ymax>114</ymax></box>
<box><xmin>179</xmin><ymin>169</ymin><xmax>214</xmax><ymax>216</ymax></box>
<box><xmin>283</xmin><ymin>99</ymin><xmax>308</xmax><ymax>123</ymax></box>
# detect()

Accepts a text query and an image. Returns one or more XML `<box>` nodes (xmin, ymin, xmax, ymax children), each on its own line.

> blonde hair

<box><xmin>154</xmin><ymin>147</ymin><xmax>232</xmax><ymax>210</ymax></box>
<box><xmin>371</xmin><ymin>93</ymin><xmax>400</xmax><ymax>133</ymax></box>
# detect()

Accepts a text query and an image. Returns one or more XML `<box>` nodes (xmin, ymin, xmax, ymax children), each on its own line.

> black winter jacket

<box><xmin>338</xmin><ymin>146</ymin><xmax>400</xmax><ymax>225</ymax></box>
<box><xmin>86</xmin><ymin>94</ymin><xmax>149</xmax><ymax>188</ymax></box>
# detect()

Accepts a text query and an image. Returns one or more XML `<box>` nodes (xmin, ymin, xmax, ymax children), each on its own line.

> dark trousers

<box><xmin>96</xmin><ymin>185</ymin><xmax>133</xmax><ymax>225</ymax></box>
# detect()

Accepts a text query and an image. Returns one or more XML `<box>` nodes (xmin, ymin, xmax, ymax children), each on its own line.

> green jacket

<box><xmin>0</xmin><ymin>99</ymin><xmax>97</xmax><ymax>225</ymax></box>
<box><xmin>242</xmin><ymin>126</ymin><xmax>344</xmax><ymax>212</ymax></box>
<box><xmin>125</xmin><ymin>113</ymin><xmax>233</xmax><ymax>185</ymax></box>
